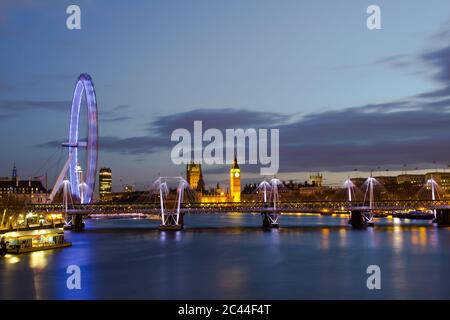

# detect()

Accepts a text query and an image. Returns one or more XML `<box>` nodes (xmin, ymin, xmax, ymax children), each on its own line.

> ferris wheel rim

<box><xmin>68</xmin><ymin>73</ymin><xmax>98</xmax><ymax>204</ymax></box>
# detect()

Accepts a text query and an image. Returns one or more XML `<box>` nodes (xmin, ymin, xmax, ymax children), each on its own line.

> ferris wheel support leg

<box><xmin>47</xmin><ymin>153</ymin><xmax>73</xmax><ymax>203</ymax></box>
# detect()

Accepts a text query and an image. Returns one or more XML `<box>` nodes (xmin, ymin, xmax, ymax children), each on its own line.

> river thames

<box><xmin>1</xmin><ymin>214</ymin><xmax>449</xmax><ymax>299</ymax></box>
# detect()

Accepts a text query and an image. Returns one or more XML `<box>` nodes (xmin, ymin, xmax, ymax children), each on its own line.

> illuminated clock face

<box><xmin>234</xmin><ymin>172</ymin><xmax>240</xmax><ymax>178</ymax></box>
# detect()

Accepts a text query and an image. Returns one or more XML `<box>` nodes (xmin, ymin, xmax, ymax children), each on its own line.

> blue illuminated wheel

<box><xmin>68</xmin><ymin>74</ymin><xmax>98</xmax><ymax>204</ymax></box>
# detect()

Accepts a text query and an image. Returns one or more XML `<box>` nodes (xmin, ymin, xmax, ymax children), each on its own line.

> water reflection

<box><xmin>30</xmin><ymin>251</ymin><xmax>48</xmax><ymax>269</ymax></box>
<box><xmin>159</xmin><ymin>230</ymin><xmax>183</xmax><ymax>242</ymax></box>
<box><xmin>339</xmin><ymin>228</ymin><xmax>347</xmax><ymax>248</ymax></box>
<box><xmin>428</xmin><ymin>227</ymin><xmax>439</xmax><ymax>249</ymax></box>
<box><xmin>411</xmin><ymin>227</ymin><xmax>427</xmax><ymax>247</ymax></box>
<box><xmin>392</xmin><ymin>225</ymin><xmax>403</xmax><ymax>252</ymax></box>
<box><xmin>4</xmin><ymin>254</ymin><xmax>20</xmax><ymax>264</ymax></box>
<box><xmin>1</xmin><ymin>214</ymin><xmax>449</xmax><ymax>299</ymax></box>
<box><xmin>321</xmin><ymin>228</ymin><xmax>330</xmax><ymax>250</ymax></box>
<box><xmin>366</xmin><ymin>227</ymin><xmax>378</xmax><ymax>248</ymax></box>
<box><xmin>29</xmin><ymin>251</ymin><xmax>49</xmax><ymax>300</ymax></box>
<box><xmin>218</xmin><ymin>266</ymin><xmax>246</xmax><ymax>293</ymax></box>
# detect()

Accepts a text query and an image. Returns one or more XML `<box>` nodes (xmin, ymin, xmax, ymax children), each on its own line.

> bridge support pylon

<box><xmin>71</xmin><ymin>213</ymin><xmax>85</xmax><ymax>232</ymax></box>
<box><xmin>261</xmin><ymin>212</ymin><xmax>279</xmax><ymax>229</ymax></box>
<box><xmin>159</xmin><ymin>212</ymin><xmax>184</xmax><ymax>231</ymax></box>
<box><xmin>434</xmin><ymin>209</ymin><xmax>450</xmax><ymax>226</ymax></box>
<box><xmin>349</xmin><ymin>210</ymin><xmax>374</xmax><ymax>228</ymax></box>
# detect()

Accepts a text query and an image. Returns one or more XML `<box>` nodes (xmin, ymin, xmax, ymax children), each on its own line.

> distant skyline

<box><xmin>2</xmin><ymin>0</ymin><xmax>450</xmax><ymax>190</ymax></box>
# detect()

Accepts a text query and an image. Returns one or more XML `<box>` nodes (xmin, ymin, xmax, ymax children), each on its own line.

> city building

<box><xmin>12</xmin><ymin>164</ymin><xmax>17</xmax><ymax>180</ymax></box>
<box><xmin>201</xmin><ymin>183</ymin><xmax>229</xmax><ymax>203</ymax></box>
<box><xmin>425</xmin><ymin>172</ymin><xmax>450</xmax><ymax>193</ymax></box>
<box><xmin>309</xmin><ymin>173</ymin><xmax>323</xmax><ymax>187</ymax></box>
<box><xmin>374</xmin><ymin>176</ymin><xmax>398</xmax><ymax>188</ymax></box>
<box><xmin>186</xmin><ymin>162</ymin><xmax>205</xmax><ymax>193</ymax></box>
<box><xmin>99</xmin><ymin>167</ymin><xmax>112</xmax><ymax>200</ymax></box>
<box><xmin>123</xmin><ymin>184</ymin><xmax>135</xmax><ymax>193</ymax></box>
<box><xmin>351</xmin><ymin>177</ymin><xmax>367</xmax><ymax>187</ymax></box>
<box><xmin>0</xmin><ymin>165</ymin><xmax>48</xmax><ymax>203</ymax></box>
<box><xmin>230</xmin><ymin>155</ymin><xmax>241</xmax><ymax>202</ymax></box>
<box><xmin>397</xmin><ymin>174</ymin><xmax>425</xmax><ymax>186</ymax></box>
<box><xmin>109</xmin><ymin>190</ymin><xmax>150</xmax><ymax>202</ymax></box>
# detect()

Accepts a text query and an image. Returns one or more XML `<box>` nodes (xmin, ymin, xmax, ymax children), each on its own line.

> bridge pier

<box><xmin>348</xmin><ymin>211</ymin><xmax>374</xmax><ymax>228</ymax></box>
<box><xmin>261</xmin><ymin>212</ymin><xmax>279</xmax><ymax>228</ymax></box>
<box><xmin>71</xmin><ymin>213</ymin><xmax>85</xmax><ymax>232</ymax></box>
<box><xmin>159</xmin><ymin>212</ymin><xmax>184</xmax><ymax>231</ymax></box>
<box><xmin>434</xmin><ymin>209</ymin><xmax>450</xmax><ymax>226</ymax></box>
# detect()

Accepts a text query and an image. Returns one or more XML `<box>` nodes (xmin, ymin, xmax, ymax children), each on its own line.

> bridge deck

<box><xmin>3</xmin><ymin>200</ymin><xmax>449</xmax><ymax>215</ymax></box>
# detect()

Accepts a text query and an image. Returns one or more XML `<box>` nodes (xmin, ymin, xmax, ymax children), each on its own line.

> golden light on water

<box><xmin>4</xmin><ymin>254</ymin><xmax>20</xmax><ymax>264</ymax></box>
<box><xmin>30</xmin><ymin>251</ymin><xmax>48</xmax><ymax>269</ymax></box>
<box><xmin>392</xmin><ymin>225</ymin><xmax>403</xmax><ymax>251</ymax></box>
<box><xmin>411</xmin><ymin>227</ymin><xmax>428</xmax><ymax>247</ymax></box>
<box><xmin>339</xmin><ymin>228</ymin><xmax>347</xmax><ymax>247</ymax></box>
<box><xmin>321</xmin><ymin>228</ymin><xmax>330</xmax><ymax>250</ymax></box>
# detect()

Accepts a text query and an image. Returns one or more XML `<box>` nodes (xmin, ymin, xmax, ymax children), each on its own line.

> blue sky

<box><xmin>1</xmin><ymin>0</ymin><xmax>450</xmax><ymax>190</ymax></box>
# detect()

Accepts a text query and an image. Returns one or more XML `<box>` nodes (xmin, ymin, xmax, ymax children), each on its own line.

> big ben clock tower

<box><xmin>230</xmin><ymin>155</ymin><xmax>241</xmax><ymax>202</ymax></box>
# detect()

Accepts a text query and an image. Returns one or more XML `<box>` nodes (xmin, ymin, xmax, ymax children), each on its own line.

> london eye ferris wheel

<box><xmin>49</xmin><ymin>74</ymin><xmax>98</xmax><ymax>204</ymax></box>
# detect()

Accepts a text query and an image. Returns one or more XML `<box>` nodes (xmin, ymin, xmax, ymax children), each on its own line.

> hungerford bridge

<box><xmin>4</xmin><ymin>74</ymin><xmax>450</xmax><ymax>231</ymax></box>
<box><xmin>14</xmin><ymin>198</ymin><xmax>450</xmax><ymax>231</ymax></box>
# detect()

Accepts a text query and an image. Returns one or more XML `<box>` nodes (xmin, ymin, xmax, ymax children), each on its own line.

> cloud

<box><xmin>33</xmin><ymin>98</ymin><xmax>450</xmax><ymax>172</ymax></box>
<box><xmin>101</xmin><ymin>116</ymin><xmax>133</xmax><ymax>123</ymax></box>
<box><xmin>421</xmin><ymin>45</ymin><xmax>450</xmax><ymax>84</ymax></box>
<box><xmin>0</xmin><ymin>99</ymin><xmax>69</xmax><ymax>120</ymax></box>
<box><xmin>0</xmin><ymin>100</ymin><xmax>133</xmax><ymax>122</ymax></box>
<box><xmin>113</xmin><ymin>105</ymin><xmax>131</xmax><ymax>111</ymax></box>
<box><xmin>148</xmin><ymin>108</ymin><xmax>289</xmax><ymax>135</ymax></box>
<box><xmin>34</xmin><ymin>42</ymin><xmax>450</xmax><ymax>173</ymax></box>
<box><xmin>0</xmin><ymin>80</ymin><xmax>13</xmax><ymax>92</ymax></box>
<box><xmin>34</xmin><ymin>140</ymin><xmax>60</xmax><ymax>149</ymax></box>
<box><xmin>100</xmin><ymin>105</ymin><xmax>133</xmax><ymax>123</ymax></box>
<box><xmin>276</xmin><ymin>106</ymin><xmax>450</xmax><ymax>172</ymax></box>
<box><xmin>430</xmin><ymin>19</ymin><xmax>450</xmax><ymax>41</ymax></box>
<box><xmin>99</xmin><ymin>136</ymin><xmax>167</xmax><ymax>155</ymax></box>
<box><xmin>0</xmin><ymin>100</ymin><xmax>70</xmax><ymax>113</ymax></box>
<box><xmin>416</xmin><ymin>85</ymin><xmax>450</xmax><ymax>99</ymax></box>
<box><xmin>374</xmin><ymin>54</ymin><xmax>413</xmax><ymax>69</ymax></box>
<box><xmin>431</xmin><ymin>29</ymin><xmax>450</xmax><ymax>41</ymax></box>
<box><xmin>35</xmin><ymin>135</ymin><xmax>167</xmax><ymax>156</ymax></box>
<box><xmin>0</xmin><ymin>113</ymin><xmax>16</xmax><ymax>120</ymax></box>
<box><xmin>35</xmin><ymin>109</ymin><xmax>287</xmax><ymax>155</ymax></box>
<box><xmin>270</xmin><ymin>44</ymin><xmax>450</xmax><ymax>172</ymax></box>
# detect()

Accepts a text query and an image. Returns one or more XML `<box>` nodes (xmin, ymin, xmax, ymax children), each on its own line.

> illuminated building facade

<box><xmin>0</xmin><ymin>165</ymin><xmax>47</xmax><ymax>203</ymax></box>
<box><xmin>309</xmin><ymin>173</ymin><xmax>323</xmax><ymax>187</ymax></box>
<box><xmin>186</xmin><ymin>162</ymin><xmax>205</xmax><ymax>193</ymax></box>
<box><xmin>12</xmin><ymin>164</ymin><xmax>17</xmax><ymax>180</ymax></box>
<box><xmin>99</xmin><ymin>167</ymin><xmax>112</xmax><ymax>200</ymax></box>
<box><xmin>396</xmin><ymin>174</ymin><xmax>425</xmax><ymax>186</ymax></box>
<box><xmin>200</xmin><ymin>183</ymin><xmax>229</xmax><ymax>203</ymax></box>
<box><xmin>425</xmin><ymin>172</ymin><xmax>450</xmax><ymax>192</ymax></box>
<box><xmin>76</xmin><ymin>163</ymin><xmax>83</xmax><ymax>184</ymax></box>
<box><xmin>230</xmin><ymin>155</ymin><xmax>241</xmax><ymax>202</ymax></box>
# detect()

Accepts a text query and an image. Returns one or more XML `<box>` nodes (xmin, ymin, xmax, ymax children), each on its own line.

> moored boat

<box><xmin>393</xmin><ymin>210</ymin><xmax>434</xmax><ymax>220</ymax></box>
<box><xmin>0</xmin><ymin>228</ymin><xmax>71</xmax><ymax>255</ymax></box>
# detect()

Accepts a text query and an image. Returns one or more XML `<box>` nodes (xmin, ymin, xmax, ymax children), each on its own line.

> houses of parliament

<box><xmin>186</xmin><ymin>155</ymin><xmax>241</xmax><ymax>203</ymax></box>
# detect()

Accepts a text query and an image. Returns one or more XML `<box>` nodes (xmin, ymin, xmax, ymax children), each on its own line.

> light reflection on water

<box><xmin>1</xmin><ymin>213</ymin><xmax>449</xmax><ymax>299</ymax></box>
<box><xmin>30</xmin><ymin>251</ymin><xmax>48</xmax><ymax>269</ymax></box>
